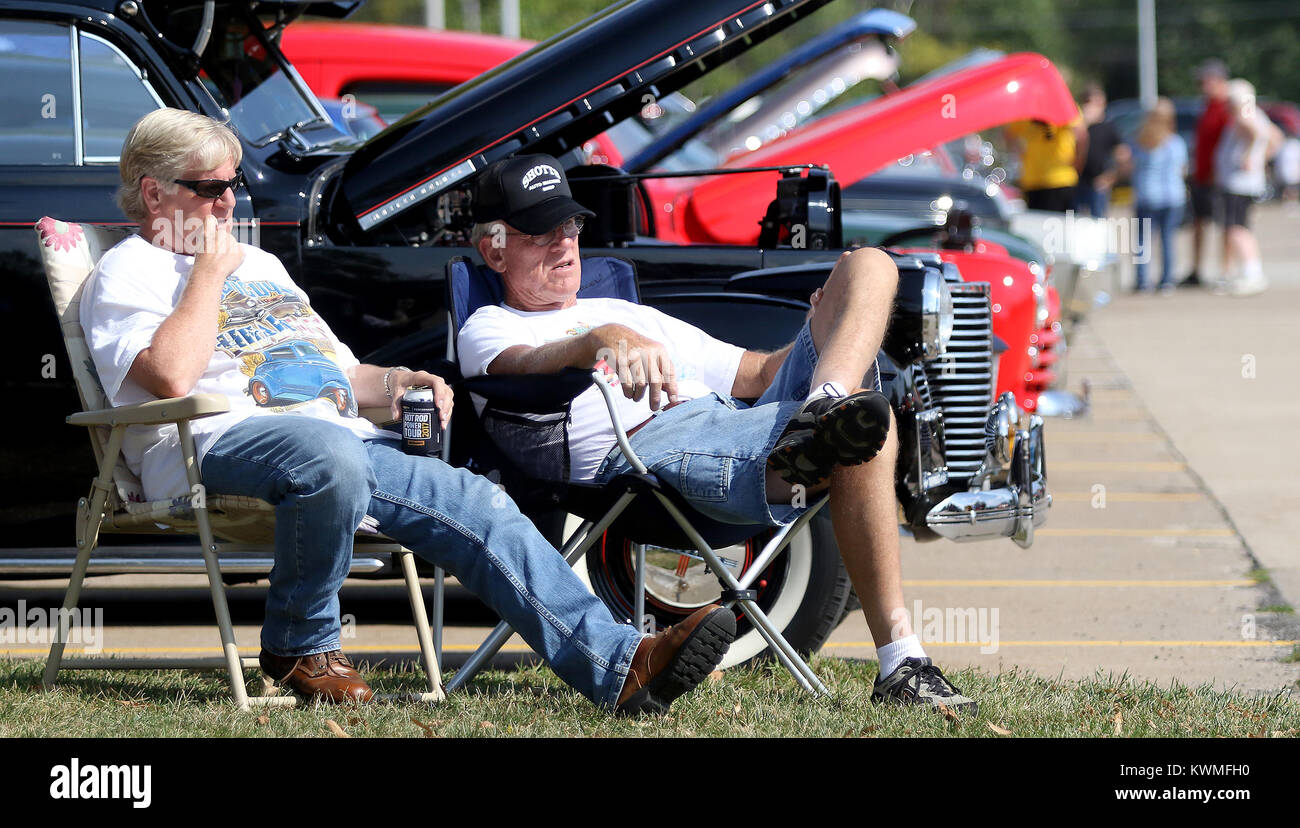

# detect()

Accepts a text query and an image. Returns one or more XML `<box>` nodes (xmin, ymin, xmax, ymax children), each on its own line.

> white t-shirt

<box><xmin>82</xmin><ymin>234</ymin><xmax>394</xmax><ymax>502</ymax></box>
<box><xmin>457</xmin><ymin>297</ymin><xmax>744</xmax><ymax>482</ymax></box>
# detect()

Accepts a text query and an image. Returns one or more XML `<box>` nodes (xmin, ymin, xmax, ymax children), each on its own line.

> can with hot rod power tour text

<box><xmin>401</xmin><ymin>386</ymin><xmax>441</xmax><ymax>456</ymax></box>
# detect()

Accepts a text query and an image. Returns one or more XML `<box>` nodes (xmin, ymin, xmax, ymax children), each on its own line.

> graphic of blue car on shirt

<box><xmin>246</xmin><ymin>339</ymin><xmax>357</xmax><ymax>417</ymax></box>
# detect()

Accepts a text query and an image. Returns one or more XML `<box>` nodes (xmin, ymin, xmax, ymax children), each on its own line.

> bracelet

<box><xmin>384</xmin><ymin>366</ymin><xmax>411</xmax><ymax>399</ymax></box>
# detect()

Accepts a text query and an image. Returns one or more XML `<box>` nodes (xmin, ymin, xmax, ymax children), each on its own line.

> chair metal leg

<box><xmin>735</xmin><ymin>496</ymin><xmax>828</xmax><ymax>591</ymax></box>
<box><xmin>432</xmin><ymin>566</ymin><xmax>444</xmax><ymax>670</ymax></box>
<box><xmin>445</xmin><ymin>501</ymin><xmax>632</xmax><ymax>695</ymax></box>
<box><xmin>42</xmin><ymin>506</ymin><xmax>98</xmax><ymax>690</ymax></box>
<box><xmin>735</xmin><ymin>597</ymin><xmax>830</xmax><ymax>696</ymax></box>
<box><xmin>178</xmin><ymin>420</ymin><xmax>251</xmax><ymax>711</ymax></box>
<box><xmin>44</xmin><ymin>426</ymin><xmax>124</xmax><ymax>691</ymax></box>
<box><xmin>398</xmin><ymin>547</ymin><xmax>445</xmax><ymax>700</ymax></box>
<box><xmin>651</xmin><ymin>491</ymin><xmax>832</xmax><ymax>697</ymax></box>
<box><xmin>632</xmin><ymin>542</ymin><xmax>648</xmax><ymax>632</ymax></box>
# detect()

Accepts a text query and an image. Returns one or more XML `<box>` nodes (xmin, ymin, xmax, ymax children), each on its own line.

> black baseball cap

<box><xmin>470</xmin><ymin>154</ymin><xmax>595</xmax><ymax>235</ymax></box>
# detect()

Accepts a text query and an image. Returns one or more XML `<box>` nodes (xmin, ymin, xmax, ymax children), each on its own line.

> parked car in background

<box><xmin>319</xmin><ymin>96</ymin><xmax>387</xmax><ymax>141</ymax></box>
<box><xmin>0</xmin><ymin>0</ymin><xmax>1049</xmax><ymax>666</ymax></box>
<box><xmin>280</xmin><ymin>21</ymin><xmax>529</xmax><ymax>124</ymax></box>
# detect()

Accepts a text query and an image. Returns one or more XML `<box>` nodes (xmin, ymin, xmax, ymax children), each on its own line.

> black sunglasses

<box><xmin>172</xmin><ymin>170</ymin><xmax>245</xmax><ymax>199</ymax></box>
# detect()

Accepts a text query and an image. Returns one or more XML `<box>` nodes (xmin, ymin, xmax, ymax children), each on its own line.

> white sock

<box><xmin>808</xmin><ymin>380</ymin><xmax>848</xmax><ymax>402</ymax></box>
<box><xmin>1242</xmin><ymin>259</ymin><xmax>1263</xmax><ymax>280</ymax></box>
<box><xmin>877</xmin><ymin>633</ymin><xmax>927</xmax><ymax>677</ymax></box>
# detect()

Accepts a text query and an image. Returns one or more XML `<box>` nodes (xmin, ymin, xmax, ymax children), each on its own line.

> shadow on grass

<box><xmin>0</xmin><ymin>655</ymin><xmax>595</xmax><ymax>710</ymax></box>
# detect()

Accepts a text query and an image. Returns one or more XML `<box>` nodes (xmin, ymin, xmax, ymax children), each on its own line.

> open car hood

<box><xmin>337</xmin><ymin>0</ymin><xmax>836</xmax><ymax>233</ymax></box>
<box><xmin>676</xmin><ymin>52</ymin><xmax>1077</xmax><ymax>244</ymax></box>
<box><xmin>622</xmin><ymin>7</ymin><xmax>916</xmax><ymax>172</ymax></box>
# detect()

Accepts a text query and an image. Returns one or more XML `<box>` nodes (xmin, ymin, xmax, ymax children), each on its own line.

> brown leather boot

<box><xmin>259</xmin><ymin>649</ymin><xmax>374</xmax><ymax>703</ymax></box>
<box><xmin>616</xmin><ymin>604</ymin><xmax>735</xmax><ymax>716</ymax></box>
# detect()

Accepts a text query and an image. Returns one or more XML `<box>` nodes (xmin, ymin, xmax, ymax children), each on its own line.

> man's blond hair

<box><xmin>116</xmin><ymin>108</ymin><xmax>243</xmax><ymax>223</ymax></box>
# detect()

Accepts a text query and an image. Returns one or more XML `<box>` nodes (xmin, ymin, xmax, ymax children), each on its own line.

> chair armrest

<box><xmin>459</xmin><ymin>367</ymin><xmax>594</xmax><ymax>412</ymax></box>
<box><xmin>360</xmin><ymin>407</ymin><xmax>396</xmax><ymax>426</ymax></box>
<box><xmin>67</xmin><ymin>393</ymin><xmax>232</xmax><ymax>427</ymax></box>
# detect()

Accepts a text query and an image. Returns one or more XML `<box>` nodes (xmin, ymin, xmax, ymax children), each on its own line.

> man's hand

<box><xmin>125</xmin><ymin>216</ymin><xmax>240</xmax><ymax>399</ymax></box>
<box><xmin>388</xmin><ymin>369</ymin><xmax>454</xmax><ymax>426</ymax></box>
<box><xmin>594</xmin><ymin>324</ymin><xmax>678</xmax><ymax>411</ymax></box>
<box><xmin>192</xmin><ymin>215</ymin><xmax>244</xmax><ymax>281</ymax></box>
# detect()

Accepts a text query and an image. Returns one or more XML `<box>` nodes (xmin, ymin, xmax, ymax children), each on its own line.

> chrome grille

<box><xmin>923</xmin><ymin>282</ymin><xmax>994</xmax><ymax>484</ymax></box>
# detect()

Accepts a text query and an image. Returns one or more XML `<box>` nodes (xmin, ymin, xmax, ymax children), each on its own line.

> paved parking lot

<box><xmin>5</xmin><ymin>205</ymin><xmax>1298</xmax><ymax>694</ymax></box>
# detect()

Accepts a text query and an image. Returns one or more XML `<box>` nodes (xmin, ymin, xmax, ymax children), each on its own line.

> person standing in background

<box><xmin>1076</xmin><ymin>84</ymin><xmax>1128</xmax><ymax>217</ymax></box>
<box><xmin>1006</xmin><ymin>109</ymin><xmax>1089</xmax><ymax>213</ymax></box>
<box><xmin>1126</xmin><ymin>98</ymin><xmax>1188</xmax><ymax>293</ymax></box>
<box><xmin>1181</xmin><ymin>59</ymin><xmax>1231</xmax><ymax>288</ymax></box>
<box><xmin>1213</xmin><ymin>79</ymin><xmax>1281</xmax><ymax>296</ymax></box>
<box><xmin>1275</xmin><ymin>128</ymin><xmax>1300</xmax><ymax>213</ymax></box>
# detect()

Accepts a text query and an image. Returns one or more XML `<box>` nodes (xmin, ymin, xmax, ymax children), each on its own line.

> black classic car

<box><xmin>0</xmin><ymin>0</ymin><xmax>1048</xmax><ymax>664</ymax></box>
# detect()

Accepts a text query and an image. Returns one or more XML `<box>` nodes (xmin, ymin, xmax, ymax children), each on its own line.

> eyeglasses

<box><xmin>172</xmin><ymin>170</ymin><xmax>246</xmax><ymax>199</ymax></box>
<box><xmin>507</xmin><ymin>216</ymin><xmax>584</xmax><ymax>247</ymax></box>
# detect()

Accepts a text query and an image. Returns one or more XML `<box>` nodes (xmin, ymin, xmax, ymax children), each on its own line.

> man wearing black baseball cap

<box><xmin>462</xmin><ymin>154</ymin><xmax>979</xmax><ymax>715</ymax></box>
<box><xmin>472</xmin><ymin>155</ymin><xmax>595</xmax><ymax>236</ymax></box>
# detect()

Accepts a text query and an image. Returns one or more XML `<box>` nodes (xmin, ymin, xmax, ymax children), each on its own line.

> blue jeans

<box><xmin>200</xmin><ymin>416</ymin><xmax>643</xmax><ymax>709</ymax></box>
<box><xmin>1135</xmin><ymin>203</ymin><xmax>1183</xmax><ymax>289</ymax></box>
<box><xmin>593</xmin><ymin>322</ymin><xmax>879</xmax><ymax>526</ymax></box>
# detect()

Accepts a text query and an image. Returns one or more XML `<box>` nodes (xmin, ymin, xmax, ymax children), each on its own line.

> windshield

<box><xmin>159</xmin><ymin>4</ymin><xmax>339</xmax><ymax>146</ymax></box>
<box><xmin>600</xmin><ymin>93</ymin><xmax>719</xmax><ymax>171</ymax></box>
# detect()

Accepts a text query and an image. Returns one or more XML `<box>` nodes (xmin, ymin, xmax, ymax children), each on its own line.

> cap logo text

<box><xmin>521</xmin><ymin>164</ymin><xmax>561</xmax><ymax>193</ymax></box>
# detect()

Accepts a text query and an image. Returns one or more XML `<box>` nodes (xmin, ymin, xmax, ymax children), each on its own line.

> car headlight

<box><xmin>921</xmin><ymin>271</ymin><xmax>954</xmax><ymax>358</ymax></box>
<box><xmin>1031</xmin><ymin>281</ymin><xmax>1049</xmax><ymax>327</ymax></box>
<box><xmin>984</xmin><ymin>391</ymin><xmax>1022</xmax><ymax>468</ymax></box>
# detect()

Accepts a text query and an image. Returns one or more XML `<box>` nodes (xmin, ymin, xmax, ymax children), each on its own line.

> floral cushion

<box><xmin>36</xmin><ymin>217</ymin><xmax>144</xmax><ymax>505</ymax></box>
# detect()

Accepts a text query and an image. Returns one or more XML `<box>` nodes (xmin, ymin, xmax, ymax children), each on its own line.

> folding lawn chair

<box><xmin>35</xmin><ymin>217</ymin><xmax>444</xmax><ymax>710</ymax></box>
<box><xmin>440</xmin><ymin>254</ymin><xmax>832</xmax><ymax>697</ymax></box>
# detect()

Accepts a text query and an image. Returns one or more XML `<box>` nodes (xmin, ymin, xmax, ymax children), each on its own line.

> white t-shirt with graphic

<box><xmin>82</xmin><ymin>234</ymin><xmax>394</xmax><ymax>501</ymax></box>
<box><xmin>457</xmin><ymin>297</ymin><xmax>744</xmax><ymax>481</ymax></box>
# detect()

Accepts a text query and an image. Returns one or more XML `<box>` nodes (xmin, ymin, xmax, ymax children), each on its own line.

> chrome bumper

<box><xmin>925</xmin><ymin>412</ymin><xmax>1050</xmax><ymax>548</ymax></box>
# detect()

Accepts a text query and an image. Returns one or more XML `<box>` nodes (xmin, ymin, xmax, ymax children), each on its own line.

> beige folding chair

<box><xmin>35</xmin><ymin>217</ymin><xmax>443</xmax><ymax>710</ymax></box>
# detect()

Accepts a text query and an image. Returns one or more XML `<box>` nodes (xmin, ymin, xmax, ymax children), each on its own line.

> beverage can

<box><xmin>401</xmin><ymin>386</ymin><xmax>441</xmax><ymax>456</ymax></box>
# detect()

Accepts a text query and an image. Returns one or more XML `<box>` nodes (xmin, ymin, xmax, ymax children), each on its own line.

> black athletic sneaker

<box><xmin>767</xmin><ymin>384</ymin><xmax>892</xmax><ymax>487</ymax></box>
<box><xmin>1178</xmin><ymin>270</ymin><xmax>1202</xmax><ymax>289</ymax></box>
<box><xmin>872</xmin><ymin>657</ymin><xmax>978</xmax><ymax>715</ymax></box>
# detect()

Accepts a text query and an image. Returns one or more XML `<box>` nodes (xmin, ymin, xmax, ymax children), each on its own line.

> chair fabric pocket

<box><xmin>480</xmin><ymin>405</ymin><xmax>571</xmax><ymax>484</ymax></box>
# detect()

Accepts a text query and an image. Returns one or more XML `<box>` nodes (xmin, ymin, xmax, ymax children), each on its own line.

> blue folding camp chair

<box><xmin>439</xmin><ymin>255</ymin><xmax>832</xmax><ymax>696</ymax></box>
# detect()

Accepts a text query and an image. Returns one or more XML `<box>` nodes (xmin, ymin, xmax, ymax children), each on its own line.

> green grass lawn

<box><xmin>3</xmin><ymin>656</ymin><xmax>1298</xmax><ymax>738</ymax></box>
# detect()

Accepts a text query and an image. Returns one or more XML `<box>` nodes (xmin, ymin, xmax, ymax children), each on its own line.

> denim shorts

<box><xmin>592</xmin><ymin>321</ymin><xmax>880</xmax><ymax>527</ymax></box>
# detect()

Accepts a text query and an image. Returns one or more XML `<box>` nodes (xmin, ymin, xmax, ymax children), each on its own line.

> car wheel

<box><xmin>249</xmin><ymin>380</ymin><xmax>271</xmax><ymax>405</ymax></box>
<box><xmin>577</xmin><ymin>510</ymin><xmax>851</xmax><ymax>669</ymax></box>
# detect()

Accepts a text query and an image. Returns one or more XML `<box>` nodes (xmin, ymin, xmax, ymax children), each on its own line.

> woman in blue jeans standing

<box><xmin>1127</xmin><ymin>98</ymin><xmax>1189</xmax><ymax>292</ymax></box>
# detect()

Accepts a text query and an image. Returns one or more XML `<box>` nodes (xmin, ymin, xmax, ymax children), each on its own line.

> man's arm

<box><xmin>127</xmin><ymin>217</ymin><xmax>243</xmax><ymax>399</ymax></box>
<box><xmin>347</xmin><ymin>364</ymin><xmax>454</xmax><ymax>427</ymax></box>
<box><xmin>487</xmin><ymin>322</ymin><xmax>680</xmax><ymax>410</ymax></box>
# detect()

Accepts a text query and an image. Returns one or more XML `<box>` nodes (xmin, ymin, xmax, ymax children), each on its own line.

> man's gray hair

<box><xmin>470</xmin><ymin>221</ymin><xmax>507</xmax><ymax>253</ymax></box>
<box><xmin>116</xmin><ymin>108</ymin><xmax>243</xmax><ymax>224</ymax></box>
